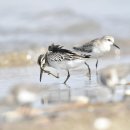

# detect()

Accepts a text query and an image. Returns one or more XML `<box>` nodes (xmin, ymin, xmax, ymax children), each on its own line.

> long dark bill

<box><xmin>40</xmin><ymin>68</ymin><xmax>43</xmax><ymax>82</ymax></box>
<box><xmin>113</xmin><ymin>43</ymin><xmax>120</xmax><ymax>49</ymax></box>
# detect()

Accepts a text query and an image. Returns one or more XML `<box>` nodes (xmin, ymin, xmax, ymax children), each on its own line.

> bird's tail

<box><xmin>73</xmin><ymin>46</ymin><xmax>82</xmax><ymax>51</ymax></box>
<box><xmin>75</xmin><ymin>53</ymin><xmax>91</xmax><ymax>59</ymax></box>
<box><xmin>83</xmin><ymin>54</ymin><xmax>91</xmax><ymax>58</ymax></box>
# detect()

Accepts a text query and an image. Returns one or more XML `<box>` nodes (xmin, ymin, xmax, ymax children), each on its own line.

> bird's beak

<box><xmin>113</xmin><ymin>43</ymin><xmax>120</xmax><ymax>49</ymax></box>
<box><xmin>40</xmin><ymin>68</ymin><xmax>43</xmax><ymax>82</ymax></box>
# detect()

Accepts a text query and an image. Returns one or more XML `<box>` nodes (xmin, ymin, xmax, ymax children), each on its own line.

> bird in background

<box><xmin>99</xmin><ymin>64</ymin><xmax>130</xmax><ymax>88</ymax></box>
<box><xmin>38</xmin><ymin>44</ymin><xmax>91</xmax><ymax>84</ymax></box>
<box><xmin>98</xmin><ymin>64</ymin><xmax>130</xmax><ymax>97</ymax></box>
<box><xmin>73</xmin><ymin>35</ymin><xmax>120</xmax><ymax>76</ymax></box>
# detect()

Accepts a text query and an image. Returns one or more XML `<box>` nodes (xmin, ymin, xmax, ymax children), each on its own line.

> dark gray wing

<box><xmin>48</xmin><ymin>52</ymin><xmax>64</xmax><ymax>62</ymax></box>
<box><xmin>48</xmin><ymin>51</ymin><xmax>90</xmax><ymax>62</ymax></box>
<box><xmin>63</xmin><ymin>54</ymin><xmax>79</xmax><ymax>61</ymax></box>
<box><xmin>73</xmin><ymin>38</ymin><xmax>98</xmax><ymax>53</ymax></box>
<box><xmin>47</xmin><ymin>52</ymin><xmax>77</xmax><ymax>62</ymax></box>
<box><xmin>63</xmin><ymin>52</ymin><xmax>91</xmax><ymax>60</ymax></box>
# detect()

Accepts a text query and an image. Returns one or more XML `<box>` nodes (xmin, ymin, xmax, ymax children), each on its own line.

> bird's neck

<box><xmin>100</xmin><ymin>42</ymin><xmax>111</xmax><ymax>52</ymax></box>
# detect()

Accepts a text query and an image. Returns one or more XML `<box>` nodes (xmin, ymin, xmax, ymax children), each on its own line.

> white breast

<box><xmin>66</xmin><ymin>59</ymin><xmax>84</xmax><ymax>69</ymax></box>
<box><xmin>92</xmin><ymin>42</ymin><xmax>111</xmax><ymax>57</ymax></box>
<box><xmin>48</xmin><ymin>59</ymin><xmax>84</xmax><ymax>70</ymax></box>
<box><xmin>99</xmin><ymin>42</ymin><xmax>111</xmax><ymax>52</ymax></box>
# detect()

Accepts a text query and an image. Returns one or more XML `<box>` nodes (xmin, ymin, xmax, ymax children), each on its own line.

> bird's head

<box><xmin>37</xmin><ymin>54</ymin><xmax>46</xmax><ymax>82</ymax></box>
<box><xmin>102</xmin><ymin>35</ymin><xmax>120</xmax><ymax>49</ymax></box>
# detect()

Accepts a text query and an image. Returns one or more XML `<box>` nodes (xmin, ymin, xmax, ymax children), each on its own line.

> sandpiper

<box><xmin>38</xmin><ymin>44</ymin><xmax>90</xmax><ymax>84</ymax></box>
<box><xmin>73</xmin><ymin>35</ymin><xmax>120</xmax><ymax>75</ymax></box>
<box><xmin>99</xmin><ymin>64</ymin><xmax>130</xmax><ymax>88</ymax></box>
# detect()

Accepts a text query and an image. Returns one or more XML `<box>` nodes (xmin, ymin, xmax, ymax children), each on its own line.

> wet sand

<box><xmin>1</xmin><ymin>99</ymin><xmax>130</xmax><ymax>130</ymax></box>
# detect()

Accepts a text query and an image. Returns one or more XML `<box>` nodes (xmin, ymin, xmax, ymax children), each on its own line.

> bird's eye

<box><xmin>107</xmin><ymin>39</ymin><xmax>111</xmax><ymax>42</ymax></box>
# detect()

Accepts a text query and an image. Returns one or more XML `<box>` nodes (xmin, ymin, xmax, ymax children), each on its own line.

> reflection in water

<box><xmin>41</xmin><ymin>84</ymin><xmax>73</xmax><ymax>105</ymax></box>
<box><xmin>42</xmin><ymin>82</ymin><xmax>128</xmax><ymax>104</ymax></box>
<box><xmin>47</xmin><ymin>86</ymin><xmax>71</xmax><ymax>104</ymax></box>
<box><xmin>0</xmin><ymin>82</ymin><xmax>129</xmax><ymax>110</ymax></box>
<box><xmin>41</xmin><ymin>83</ymin><xmax>110</xmax><ymax>104</ymax></box>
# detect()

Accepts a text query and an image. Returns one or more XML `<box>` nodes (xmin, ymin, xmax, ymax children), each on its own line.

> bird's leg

<box><xmin>64</xmin><ymin>70</ymin><xmax>70</xmax><ymax>84</ymax></box>
<box><xmin>40</xmin><ymin>69</ymin><xmax>43</xmax><ymax>82</ymax></box>
<box><xmin>43</xmin><ymin>69</ymin><xmax>59</xmax><ymax>78</ymax></box>
<box><xmin>84</xmin><ymin>61</ymin><xmax>91</xmax><ymax>80</ymax></box>
<box><xmin>96</xmin><ymin>59</ymin><xmax>98</xmax><ymax>76</ymax></box>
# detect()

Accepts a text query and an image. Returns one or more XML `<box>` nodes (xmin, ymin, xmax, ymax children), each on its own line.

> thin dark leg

<box><xmin>96</xmin><ymin>59</ymin><xmax>98</xmax><ymax>76</ymax></box>
<box><xmin>44</xmin><ymin>70</ymin><xmax>59</xmax><ymax>78</ymax></box>
<box><xmin>84</xmin><ymin>62</ymin><xmax>91</xmax><ymax>80</ymax></box>
<box><xmin>40</xmin><ymin>69</ymin><xmax>43</xmax><ymax>82</ymax></box>
<box><xmin>64</xmin><ymin>70</ymin><xmax>70</xmax><ymax>84</ymax></box>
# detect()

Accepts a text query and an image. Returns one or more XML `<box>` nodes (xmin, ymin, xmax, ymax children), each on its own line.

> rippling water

<box><xmin>0</xmin><ymin>0</ymin><xmax>130</xmax><ymax>52</ymax></box>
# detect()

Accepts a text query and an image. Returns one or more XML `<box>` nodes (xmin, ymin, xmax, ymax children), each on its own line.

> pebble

<box><xmin>94</xmin><ymin>117</ymin><xmax>111</xmax><ymax>130</ymax></box>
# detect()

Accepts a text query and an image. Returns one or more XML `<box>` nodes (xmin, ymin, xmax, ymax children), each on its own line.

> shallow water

<box><xmin>0</xmin><ymin>55</ymin><xmax>130</xmax><ymax>105</ymax></box>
